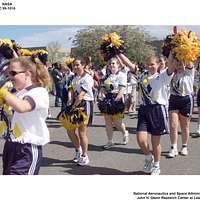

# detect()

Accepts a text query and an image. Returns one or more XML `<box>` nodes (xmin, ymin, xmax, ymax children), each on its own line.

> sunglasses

<box><xmin>8</xmin><ymin>70</ymin><xmax>26</xmax><ymax>76</ymax></box>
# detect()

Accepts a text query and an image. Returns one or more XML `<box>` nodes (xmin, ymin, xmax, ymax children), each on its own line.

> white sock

<box><xmin>76</xmin><ymin>146</ymin><xmax>82</xmax><ymax>153</ymax></box>
<box><xmin>154</xmin><ymin>161</ymin><xmax>160</xmax><ymax>168</ymax></box>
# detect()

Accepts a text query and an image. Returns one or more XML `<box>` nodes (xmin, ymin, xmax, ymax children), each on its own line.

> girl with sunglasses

<box><xmin>0</xmin><ymin>56</ymin><xmax>51</xmax><ymax>175</ymax></box>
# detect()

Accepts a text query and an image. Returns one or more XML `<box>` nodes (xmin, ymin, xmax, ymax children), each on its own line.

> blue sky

<box><xmin>0</xmin><ymin>25</ymin><xmax>200</xmax><ymax>48</ymax></box>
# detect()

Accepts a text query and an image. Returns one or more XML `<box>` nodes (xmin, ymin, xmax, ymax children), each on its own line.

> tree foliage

<box><xmin>71</xmin><ymin>25</ymin><xmax>156</xmax><ymax>67</ymax></box>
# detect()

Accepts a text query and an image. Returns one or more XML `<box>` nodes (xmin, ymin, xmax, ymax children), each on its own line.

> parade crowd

<box><xmin>0</xmin><ymin>29</ymin><xmax>200</xmax><ymax>175</ymax></box>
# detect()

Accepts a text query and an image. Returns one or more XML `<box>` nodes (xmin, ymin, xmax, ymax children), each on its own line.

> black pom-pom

<box><xmin>37</xmin><ymin>53</ymin><xmax>48</xmax><ymax>65</ymax></box>
<box><xmin>97</xmin><ymin>93</ymin><xmax>125</xmax><ymax>115</ymax></box>
<box><xmin>100</xmin><ymin>40</ymin><xmax>125</xmax><ymax>62</ymax></box>
<box><xmin>162</xmin><ymin>35</ymin><xmax>174</xmax><ymax>58</ymax></box>
<box><xmin>100</xmin><ymin>40</ymin><xmax>111</xmax><ymax>50</ymax></box>
<box><xmin>0</xmin><ymin>44</ymin><xmax>13</xmax><ymax>59</ymax></box>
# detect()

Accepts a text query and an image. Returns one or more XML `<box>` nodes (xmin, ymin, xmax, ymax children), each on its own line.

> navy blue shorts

<box><xmin>197</xmin><ymin>89</ymin><xmax>200</xmax><ymax>107</ymax></box>
<box><xmin>168</xmin><ymin>94</ymin><xmax>193</xmax><ymax>117</ymax></box>
<box><xmin>79</xmin><ymin>100</ymin><xmax>93</xmax><ymax>126</ymax></box>
<box><xmin>3</xmin><ymin>141</ymin><xmax>42</xmax><ymax>175</ymax></box>
<box><xmin>137</xmin><ymin>104</ymin><xmax>169</xmax><ymax>135</ymax></box>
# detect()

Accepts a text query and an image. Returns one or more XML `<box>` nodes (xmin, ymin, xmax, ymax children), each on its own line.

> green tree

<box><xmin>71</xmin><ymin>25</ymin><xmax>156</xmax><ymax>67</ymax></box>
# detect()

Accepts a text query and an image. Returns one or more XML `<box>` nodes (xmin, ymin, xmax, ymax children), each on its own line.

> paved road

<box><xmin>0</xmin><ymin>94</ymin><xmax>200</xmax><ymax>175</ymax></box>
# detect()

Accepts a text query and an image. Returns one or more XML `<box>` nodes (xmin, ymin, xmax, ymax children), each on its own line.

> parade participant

<box><xmin>1</xmin><ymin>56</ymin><xmax>51</xmax><ymax>175</ymax></box>
<box><xmin>162</xmin><ymin>29</ymin><xmax>200</xmax><ymax>158</ymax></box>
<box><xmin>125</xmin><ymin>69</ymin><xmax>138</xmax><ymax>114</ymax></box>
<box><xmin>58</xmin><ymin>58</ymin><xmax>94</xmax><ymax>166</ymax></box>
<box><xmin>167</xmin><ymin>62</ymin><xmax>195</xmax><ymax>157</ymax></box>
<box><xmin>118</xmin><ymin>53</ymin><xmax>176</xmax><ymax>175</ymax></box>
<box><xmin>98</xmin><ymin>57</ymin><xmax>129</xmax><ymax>149</ymax></box>
<box><xmin>51</xmin><ymin>62</ymin><xmax>64</xmax><ymax>107</ymax></box>
<box><xmin>83</xmin><ymin>56</ymin><xmax>99</xmax><ymax>102</ymax></box>
<box><xmin>190</xmin><ymin>61</ymin><xmax>200</xmax><ymax>137</ymax></box>
<box><xmin>61</xmin><ymin>57</ymin><xmax>75</xmax><ymax>110</ymax></box>
<box><xmin>61</xmin><ymin>66</ymin><xmax>75</xmax><ymax>111</ymax></box>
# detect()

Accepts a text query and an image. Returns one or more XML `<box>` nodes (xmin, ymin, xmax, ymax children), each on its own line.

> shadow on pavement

<box><xmin>65</xmin><ymin>165</ymin><xmax>148</xmax><ymax>175</ymax></box>
<box><xmin>41</xmin><ymin>156</ymin><xmax>148</xmax><ymax>175</ymax></box>
<box><xmin>49</xmin><ymin>141</ymin><xmax>74</xmax><ymax>149</ymax></box>
<box><xmin>90</xmin><ymin>126</ymin><xmax>137</xmax><ymax>135</ymax></box>
<box><xmin>46</xmin><ymin>119</ymin><xmax>62</xmax><ymax>128</ymax></box>
<box><xmin>126</xmin><ymin>127</ymin><xmax>137</xmax><ymax>134</ymax></box>
<box><xmin>191</xmin><ymin>117</ymin><xmax>198</xmax><ymax>122</ymax></box>
<box><xmin>100</xmin><ymin>144</ymin><xmax>143</xmax><ymax>155</ymax></box>
<box><xmin>42</xmin><ymin>157</ymin><xmax>72</xmax><ymax>166</ymax></box>
<box><xmin>49</xmin><ymin>141</ymin><xmax>142</xmax><ymax>154</ymax></box>
<box><xmin>90</xmin><ymin>124</ymin><xmax>105</xmax><ymax>128</ymax></box>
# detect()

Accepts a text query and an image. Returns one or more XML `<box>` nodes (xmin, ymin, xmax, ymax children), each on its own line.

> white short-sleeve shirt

<box><xmin>10</xmin><ymin>86</ymin><xmax>50</xmax><ymax>145</ymax></box>
<box><xmin>170</xmin><ymin>68</ymin><xmax>195</xmax><ymax>96</ymax></box>
<box><xmin>138</xmin><ymin>69</ymin><xmax>174</xmax><ymax>105</ymax></box>
<box><xmin>104</xmin><ymin>71</ymin><xmax>127</xmax><ymax>93</ymax></box>
<box><xmin>72</xmin><ymin>73</ymin><xmax>94</xmax><ymax>101</ymax></box>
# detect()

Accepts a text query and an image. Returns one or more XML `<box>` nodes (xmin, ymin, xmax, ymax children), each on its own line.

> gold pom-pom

<box><xmin>33</xmin><ymin>49</ymin><xmax>48</xmax><ymax>55</ymax></box>
<box><xmin>57</xmin><ymin>107</ymin><xmax>89</xmax><ymax>130</ymax></box>
<box><xmin>65</xmin><ymin>57</ymin><xmax>75</xmax><ymax>66</ymax></box>
<box><xmin>109</xmin><ymin>32</ymin><xmax>124</xmax><ymax>48</ymax></box>
<box><xmin>100</xmin><ymin>32</ymin><xmax>124</xmax><ymax>48</ymax></box>
<box><xmin>0</xmin><ymin>39</ymin><xmax>13</xmax><ymax>48</ymax></box>
<box><xmin>171</xmin><ymin>29</ymin><xmax>200</xmax><ymax>63</ymax></box>
<box><xmin>18</xmin><ymin>48</ymin><xmax>33</xmax><ymax>56</ymax></box>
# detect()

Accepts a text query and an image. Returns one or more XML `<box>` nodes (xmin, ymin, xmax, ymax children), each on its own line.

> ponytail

<box><xmin>31</xmin><ymin>56</ymin><xmax>52</xmax><ymax>88</ymax></box>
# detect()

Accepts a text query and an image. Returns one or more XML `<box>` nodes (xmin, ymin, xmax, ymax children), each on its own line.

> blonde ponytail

<box><xmin>32</xmin><ymin>56</ymin><xmax>52</xmax><ymax>88</ymax></box>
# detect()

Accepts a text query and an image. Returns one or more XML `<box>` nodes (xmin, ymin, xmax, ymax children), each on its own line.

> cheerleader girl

<box><xmin>63</xmin><ymin>59</ymin><xmax>94</xmax><ymax>166</ymax></box>
<box><xmin>118</xmin><ymin>53</ymin><xmax>176</xmax><ymax>175</ymax></box>
<box><xmin>98</xmin><ymin>57</ymin><xmax>129</xmax><ymax>149</ymax></box>
<box><xmin>167</xmin><ymin>62</ymin><xmax>195</xmax><ymax>157</ymax></box>
<box><xmin>1</xmin><ymin>56</ymin><xmax>51</xmax><ymax>175</ymax></box>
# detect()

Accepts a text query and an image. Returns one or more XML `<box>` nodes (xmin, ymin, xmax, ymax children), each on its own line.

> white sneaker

<box><xmin>180</xmin><ymin>147</ymin><xmax>188</xmax><ymax>156</ymax></box>
<box><xmin>151</xmin><ymin>166</ymin><xmax>161</xmax><ymax>175</ymax></box>
<box><xmin>77</xmin><ymin>155</ymin><xmax>90</xmax><ymax>166</ymax></box>
<box><xmin>167</xmin><ymin>148</ymin><xmax>178</xmax><ymax>158</ymax></box>
<box><xmin>73</xmin><ymin>150</ymin><xmax>82</xmax><ymax>163</ymax></box>
<box><xmin>103</xmin><ymin>141</ymin><xmax>114</xmax><ymax>149</ymax></box>
<box><xmin>123</xmin><ymin>131</ymin><xmax>129</xmax><ymax>145</ymax></box>
<box><xmin>143</xmin><ymin>155</ymin><xmax>154</xmax><ymax>173</ymax></box>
